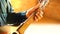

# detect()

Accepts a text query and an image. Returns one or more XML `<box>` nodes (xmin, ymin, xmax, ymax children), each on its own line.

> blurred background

<box><xmin>0</xmin><ymin>0</ymin><xmax>60</xmax><ymax>34</ymax></box>
<box><xmin>10</xmin><ymin>0</ymin><xmax>60</xmax><ymax>34</ymax></box>
<box><xmin>10</xmin><ymin>0</ymin><xmax>60</xmax><ymax>20</ymax></box>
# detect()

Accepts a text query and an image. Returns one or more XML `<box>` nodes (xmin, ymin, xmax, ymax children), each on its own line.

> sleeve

<box><xmin>7</xmin><ymin>12</ymin><xmax>27</xmax><ymax>26</ymax></box>
<box><xmin>7</xmin><ymin>1</ymin><xmax>27</xmax><ymax>26</ymax></box>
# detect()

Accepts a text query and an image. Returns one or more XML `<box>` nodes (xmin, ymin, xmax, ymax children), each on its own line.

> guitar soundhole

<box><xmin>12</xmin><ymin>32</ymin><xmax>17</xmax><ymax>34</ymax></box>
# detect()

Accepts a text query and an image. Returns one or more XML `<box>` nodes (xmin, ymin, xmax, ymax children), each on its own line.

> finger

<box><xmin>37</xmin><ymin>8</ymin><xmax>44</xmax><ymax>15</ymax></box>
<box><xmin>36</xmin><ymin>12</ymin><xmax>42</xmax><ymax>20</ymax></box>
<box><xmin>34</xmin><ymin>16</ymin><xmax>38</xmax><ymax>21</ymax></box>
<box><xmin>37</xmin><ymin>10</ymin><xmax>43</xmax><ymax>18</ymax></box>
<box><xmin>40</xmin><ymin>11</ymin><xmax>44</xmax><ymax>16</ymax></box>
<box><xmin>26</xmin><ymin>3</ymin><xmax>40</xmax><ymax>18</ymax></box>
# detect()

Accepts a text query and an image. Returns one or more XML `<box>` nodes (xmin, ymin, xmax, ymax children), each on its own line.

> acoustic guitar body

<box><xmin>0</xmin><ymin>0</ymin><xmax>60</xmax><ymax>34</ymax></box>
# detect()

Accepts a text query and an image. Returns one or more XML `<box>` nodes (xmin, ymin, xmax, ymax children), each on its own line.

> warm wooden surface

<box><xmin>0</xmin><ymin>0</ymin><xmax>60</xmax><ymax>34</ymax></box>
<box><xmin>44</xmin><ymin>0</ymin><xmax>60</xmax><ymax>20</ymax></box>
<box><xmin>10</xmin><ymin>0</ymin><xmax>60</xmax><ymax>20</ymax></box>
<box><xmin>10</xmin><ymin>0</ymin><xmax>38</xmax><ymax>13</ymax></box>
<box><xmin>0</xmin><ymin>16</ymin><xmax>60</xmax><ymax>34</ymax></box>
<box><xmin>16</xmin><ymin>0</ymin><xmax>60</xmax><ymax>34</ymax></box>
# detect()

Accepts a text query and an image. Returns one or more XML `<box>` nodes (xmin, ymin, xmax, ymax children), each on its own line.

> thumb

<box><xmin>26</xmin><ymin>3</ymin><xmax>40</xmax><ymax>18</ymax></box>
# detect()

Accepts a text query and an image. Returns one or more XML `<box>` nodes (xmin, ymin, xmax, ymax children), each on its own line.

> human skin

<box><xmin>0</xmin><ymin>2</ymin><xmax>43</xmax><ymax>34</ymax></box>
<box><xmin>0</xmin><ymin>0</ymin><xmax>60</xmax><ymax>34</ymax></box>
<box><xmin>26</xmin><ymin>2</ymin><xmax>43</xmax><ymax>21</ymax></box>
<box><xmin>11</xmin><ymin>0</ymin><xmax>60</xmax><ymax>20</ymax></box>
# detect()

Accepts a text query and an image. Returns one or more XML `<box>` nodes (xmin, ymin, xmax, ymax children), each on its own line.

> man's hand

<box><xmin>26</xmin><ymin>2</ymin><xmax>43</xmax><ymax>21</ymax></box>
<box><xmin>34</xmin><ymin>9</ymin><xmax>43</xmax><ymax>21</ymax></box>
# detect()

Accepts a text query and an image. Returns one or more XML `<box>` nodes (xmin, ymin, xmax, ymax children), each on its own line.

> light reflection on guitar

<box><xmin>0</xmin><ymin>0</ymin><xmax>60</xmax><ymax>34</ymax></box>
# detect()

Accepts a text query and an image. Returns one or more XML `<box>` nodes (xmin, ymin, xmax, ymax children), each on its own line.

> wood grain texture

<box><xmin>0</xmin><ymin>0</ymin><xmax>60</xmax><ymax>34</ymax></box>
<box><xmin>11</xmin><ymin>0</ymin><xmax>38</xmax><ymax>13</ymax></box>
<box><xmin>17</xmin><ymin>0</ymin><xmax>60</xmax><ymax>34</ymax></box>
<box><xmin>44</xmin><ymin>0</ymin><xmax>60</xmax><ymax>20</ymax></box>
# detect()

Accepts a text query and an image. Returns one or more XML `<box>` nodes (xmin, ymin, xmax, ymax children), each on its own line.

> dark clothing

<box><xmin>0</xmin><ymin>0</ymin><xmax>27</xmax><ymax>26</ymax></box>
<box><xmin>7</xmin><ymin>12</ymin><xmax>27</xmax><ymax>26</ymax></box>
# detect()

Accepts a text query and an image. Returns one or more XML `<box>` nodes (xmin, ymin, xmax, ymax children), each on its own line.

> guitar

<box><xmin>0</xmin><ymin>0</ymin><xmax>48</xmax><ymax>34</ymax></box>
<box><xmin>1</xmin><ymin>0</ymin><xmax>60</xmax><ymax>34</ymax></box>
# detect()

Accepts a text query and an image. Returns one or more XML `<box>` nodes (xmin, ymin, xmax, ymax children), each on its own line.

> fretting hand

<box><xmin>26</xmin><ymin>2</ymin><xmax>43</xmax><ymax>21</ymax></box>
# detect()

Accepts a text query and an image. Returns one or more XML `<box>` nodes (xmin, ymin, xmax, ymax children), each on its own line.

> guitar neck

<box><xmin>17</xmin><ymin>11</ymin><xmax>35</xmax><ymax>34</ymax></box>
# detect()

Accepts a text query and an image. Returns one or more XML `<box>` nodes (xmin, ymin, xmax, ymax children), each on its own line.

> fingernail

<box><xmin>40</xmin><ymin>14</ymin><xmax>43</xmax><ymax>17</ymax></box>
<box><xmin>40</xmin><ymin>11</ymin><xmax>44</xmax><ymax>15</ymax></box>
